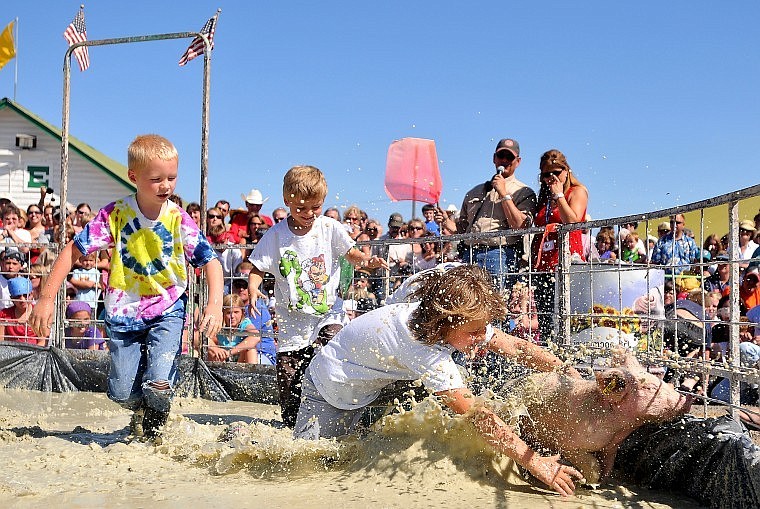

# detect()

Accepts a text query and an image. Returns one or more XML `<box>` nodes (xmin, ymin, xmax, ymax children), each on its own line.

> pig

<box><xmin>504</xmin><ymin>352</ymin><xmax>693</xmax><ymax>484</ymax></box>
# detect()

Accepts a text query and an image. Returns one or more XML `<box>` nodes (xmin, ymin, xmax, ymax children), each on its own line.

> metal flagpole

<box><xmin>60</xmin><ymin>30</ymin><xmax>213</xmax><ymax>347</ymax></box>
<box><xmin>13</xmin><ymin>17</ymin><xmax>18</xmax><ymax>101</ymax></box>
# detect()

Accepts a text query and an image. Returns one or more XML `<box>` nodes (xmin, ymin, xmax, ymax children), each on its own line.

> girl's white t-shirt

<box><xmin>308</xmin><ymin>302</ymin><xmax>466</xmax><ymax>410</ymax></box>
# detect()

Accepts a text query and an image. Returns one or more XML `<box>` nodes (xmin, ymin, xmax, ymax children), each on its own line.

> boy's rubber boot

<box><xmin>142</xmin><ymin>406</ymin><xmax>169</xmax><ymax>440</ymax></box>
<box><xmin>129</xmin><ymin>407</ymin><xmax>145</xmax><ymax>438</ymax></box>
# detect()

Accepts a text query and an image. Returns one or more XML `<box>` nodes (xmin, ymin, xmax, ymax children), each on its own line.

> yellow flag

<box><xmin>0</xmin><ymin>21</ymin><xmax>16</xmax><ymax>71</ymax></box>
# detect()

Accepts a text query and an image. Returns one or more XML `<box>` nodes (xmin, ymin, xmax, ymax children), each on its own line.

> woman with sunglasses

<box><xmin>531</xmin><ymin>149</ymin><xmax>588</xmax><ymax>341</ymax></box>
<box><xmin>25</xmin><ymin>204</ymin><xmax>49</xmax><ymax>265</ymax></box>
<box><xmin>207</xmin><ymin>207</ymin><xmax>243</xmax><ymax>291</ymax></box>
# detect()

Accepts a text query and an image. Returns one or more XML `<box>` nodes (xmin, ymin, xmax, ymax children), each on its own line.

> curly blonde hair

<box><xmin>409</xmin><ymin>264</ymin><xmax>507</xmax><ymax>345</ymax></box>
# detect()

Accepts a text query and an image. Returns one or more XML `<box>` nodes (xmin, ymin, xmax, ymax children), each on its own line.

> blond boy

<box><xmin>30</xmin><ymin>134</ymin><xmax>223</xmax><ymax>439</ymax></box>
<box><xmin>247</xmin><ymin>165</ymin><xmax>387</xmax><ymax>427</ymax></box>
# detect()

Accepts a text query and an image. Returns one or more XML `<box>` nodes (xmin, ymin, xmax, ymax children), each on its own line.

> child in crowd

<box><xmin>68</xmin><ymin>251</ymin><xmax>100</xmax><ymax>310</ymax></box>
<box><xmin>29</xmin><ymin>263</ymin><xmax>46</xmax><ymax>302</ymax></box>
<box><xmin>30</xmin><ymin>134</ymin><xmax>223</xmax><ymax>440</ymax></box>
<box><xmin>247</xmin><ymin>165</ymin><xmax>388</xmax><ymax>427</ymax></box>
<box><xmin>294</xmin><ymin>265</ymin><xmax>583</xmax><ymax>497</ymax></box>
<box><xmin>209</xmin><ymin>293</ymin><xmax>272</xmax><ymax>364</ymax></box>
<box><xmin>230</xmin><ymin>277</ymin><xmax>276</xmax><ymax>364</ymax></box>
<box><xmin>621</xmin><ymin>231</ymin><xmax>646</xmax><ymax>263</ymax></box>
<box><xmin>64</xmin><ymin>300</ymin><xmax>106</xmax><ymax>350</ymax></box>
<box><xmin>595</xmin><ymin>230</ymin><xmax>616</xmax><ymax>260</ymax></box>
<box><xmin>0</xmin><ymin>277</ymin><xmax>44</xmax><ymax>345</ymax></box>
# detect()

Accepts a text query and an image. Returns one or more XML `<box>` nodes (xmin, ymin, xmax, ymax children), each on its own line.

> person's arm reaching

<box><xmin>488</xmin><ymin>328</ymin><xmax>581</xmax><ymax>378</ymax></box>
<box><xmin>345</xmin><ymin>246</ymin><xmax>388</xmax><ymax>271</ymax></box>
<box><xmin>438</xmin><ymin>387</ymin><xmax>583</xmax><ymax>496</ymax></box>
<box><xmin>29</xmin><ymin>241</ymin><xmax>82</xmax><ymax>338</ymax></box>
<box><xmin>198</xmin><ymin>258</ymin><xmax>223</xmax><ymax>338</ymax></box>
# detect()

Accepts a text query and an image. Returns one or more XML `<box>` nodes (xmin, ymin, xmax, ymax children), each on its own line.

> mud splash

<box><xmin>0</xmin><ymin>388</ymin><xmax>700</xmax><ymax>508</ymax></box>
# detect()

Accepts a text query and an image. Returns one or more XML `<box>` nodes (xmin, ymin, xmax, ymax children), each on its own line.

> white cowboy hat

<box><xmin>241</xmin><ymin>189</ymin><xmax>268</xmax><ymax>205</ymax></box>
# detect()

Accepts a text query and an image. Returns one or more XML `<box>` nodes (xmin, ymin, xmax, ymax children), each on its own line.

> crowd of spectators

<box><xmin>0</xmin><ymin>169</ymin><xmax>758</xmax><ymax>373</ymax></box>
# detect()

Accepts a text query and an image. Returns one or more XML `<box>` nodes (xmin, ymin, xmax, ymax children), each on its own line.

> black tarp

<box><xmin>0</xmin><ymin>342</ymin><xmax>276</xmax><ymax>402</ymax></box>
<box><xmin>616</xmin><ymin>415</ymin><xmax>760</xmax><ymax>509</ymax></box>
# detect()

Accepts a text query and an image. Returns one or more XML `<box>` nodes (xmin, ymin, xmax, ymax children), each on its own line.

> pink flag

<box><xmin>384</xmin><ymin>138</ymin><xmax>442</xmax><ymax>204</ymax></box>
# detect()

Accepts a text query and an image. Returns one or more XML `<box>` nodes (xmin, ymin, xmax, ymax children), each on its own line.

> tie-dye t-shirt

<box><xmin>73</xmin><ymin>195</ymin><xmax>217</xmax><ymax>330</ymax></box>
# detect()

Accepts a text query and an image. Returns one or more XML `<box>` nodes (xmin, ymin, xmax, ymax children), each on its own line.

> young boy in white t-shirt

<box><xmin>247</xmin><ymin>165</ymin><xmax>387</xmax><ymax>427</ymax></box>
<box><xmin>295</xmin><ymin>264</ymin><xmax>583</xmax><ymax>497</ymax></box>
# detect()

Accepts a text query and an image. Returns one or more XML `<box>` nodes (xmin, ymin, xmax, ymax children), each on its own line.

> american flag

<box><xmin>63</xmin><ymin>7</ymin><xmax>89</xmax><ymax>72</ymax></box>
<box><xmin>179</xmin><ymin>11</ymin><xmax>219</xmax><ymax>66</ymax></box>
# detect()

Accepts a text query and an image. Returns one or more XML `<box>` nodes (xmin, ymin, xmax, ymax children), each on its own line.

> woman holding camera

<box><xmin>531</xmin><ymin>149</ymin><xmax>589</xmax><ymax>341</ymax></box>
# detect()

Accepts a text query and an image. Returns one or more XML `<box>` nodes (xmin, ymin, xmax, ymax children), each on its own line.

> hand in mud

<box><xmin>527</xmin><ymin>453</ymin><xmax>583</xmax><ymax>497</ymax></box>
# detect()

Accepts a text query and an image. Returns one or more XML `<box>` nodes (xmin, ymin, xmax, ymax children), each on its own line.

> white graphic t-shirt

<box><xmin>249</xmin><ymin>215</ymin><xmax>354</xmax><ymax>352</ymax></box>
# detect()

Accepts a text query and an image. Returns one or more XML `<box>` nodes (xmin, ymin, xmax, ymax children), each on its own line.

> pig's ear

<box><xmin>609</xmin><ymin>349</ymin><xmax>642</xmax><ymax>371</ymax></box>
<box><xmin>596</xmin><ymin>370</ymin><xmax>632</xmax><ymax>404</ymax></box>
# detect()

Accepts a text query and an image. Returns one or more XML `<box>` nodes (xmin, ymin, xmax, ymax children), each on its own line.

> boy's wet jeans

<box><xmin>106</xmin><ymin>312</ymin><xmax>184</xmax><ymax>416</ymax></box>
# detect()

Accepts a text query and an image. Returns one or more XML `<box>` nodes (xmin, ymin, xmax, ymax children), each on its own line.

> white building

<box><xmin>0</xmin><ymin>97</ymin><xmax>135</xmax><ymax>212</ymax></box>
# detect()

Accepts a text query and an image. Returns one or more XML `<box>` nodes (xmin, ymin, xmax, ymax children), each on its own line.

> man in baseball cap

<box><xmin>440</xmin><ymin>136</ymin><xmax>536</xmax><ymax>289</ymax></box>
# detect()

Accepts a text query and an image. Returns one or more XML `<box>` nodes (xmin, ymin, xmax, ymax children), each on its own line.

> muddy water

<box><xmin>0</xmin><ymin>389</ymin><xmax>702</xmax><ymax>509</ymax></box>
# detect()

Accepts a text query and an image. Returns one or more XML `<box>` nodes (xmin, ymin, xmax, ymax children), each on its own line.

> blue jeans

<box><xmin>294</xmin><ymin>369</ymin><xmax>365</xmax><ymax>440</ymax></box>
<box><xmin>462</xmin><ymin>245</ymin><xmax>518</xmax><ymax>291</ymax></box>
<box><xmin>106</xmin><ymin>312</ymin><xmax>184</xmax><ymax>413</ymax></box>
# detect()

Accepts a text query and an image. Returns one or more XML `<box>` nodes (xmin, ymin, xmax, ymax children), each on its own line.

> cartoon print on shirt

<box><xmin>278</xmin><ymin>250</ymin><xmax>330</xmax><ymax>316</ymax></box>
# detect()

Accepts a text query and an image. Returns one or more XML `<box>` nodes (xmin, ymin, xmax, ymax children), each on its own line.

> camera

<box><xmin>45</xmin><ymin>188</ymin><xmax>54</xmax><ymax>194</ymax></box>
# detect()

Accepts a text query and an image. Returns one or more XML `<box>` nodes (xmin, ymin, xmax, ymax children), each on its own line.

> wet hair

<box><xmin>409</xmin><ymin>264</ymin><xmax>507</xmax><ymax>345</ymax></box>
<box><xmin>283</xmin><ymin>165</ymin><xmax>328</xmax><ymax>202</ymax></box>
<box><xmin>127</xmin><ymin>134</ymin><xmax>178</xmax><ymax>172</ymax></box>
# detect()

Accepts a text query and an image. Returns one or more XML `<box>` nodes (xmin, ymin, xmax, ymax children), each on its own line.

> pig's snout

<box><xmin>616</xmin><ymin>375</ymin><xmax>693</xmax><ymax>423</ymax></box>
<box><xmin>641</xmin><ymin>379</ymin><xmax>693</xmax><ymax>421</ymax></box>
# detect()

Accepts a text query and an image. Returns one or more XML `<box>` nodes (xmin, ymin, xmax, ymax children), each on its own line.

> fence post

<box><xmin>728</xmin><ymin>200</ymin><xmax>741</xmax><ymax>418</ymax></box>
<box><xmin>556</xmin><ymin>226</ymin><xmax>571</xmax><ymax>346</ymax></box>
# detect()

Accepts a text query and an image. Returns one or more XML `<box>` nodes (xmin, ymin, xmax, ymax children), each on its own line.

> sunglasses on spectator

<box><xmin>541</xmin><ymin>170</ymin><xmax>564</xmax><ymax>178</ymax></box>
<box><xmin>740</xmin><ymin>229</ymin><xmax>752</xmax><ymax>234</ymax></box>
<box><xmin>670</xmin><ymin>220</ymin><xmax>684</xmax><ymax>225</ymax></box>
<box><xmin>28</xmin><ymin>210</ymin><xmax>41</xmax><ymax>215</ymax></box>
<box><xmin>76</xmin><ymin>209</ymin><xmax>87</xmax><ymax>214</ymax></box>
<box><xmin>345</xmin><ymin>216</ymin><xmax>359</xmax><ymax>222</ymax></box>
<box><xmin>494</xmin><ymin>151</ymin><xmax>515</xmax><ymax>162</ymax></box>
<box><xmin>208</xmin><ymin>214</ymin><xmax>223</xmax><ymax>219</ymax></box>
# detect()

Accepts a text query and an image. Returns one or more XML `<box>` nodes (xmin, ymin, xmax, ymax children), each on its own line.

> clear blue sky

<box><xmin>2</xmin><ymin>1</ymin><xmax>759</xmax><ymax>225</ymax></box>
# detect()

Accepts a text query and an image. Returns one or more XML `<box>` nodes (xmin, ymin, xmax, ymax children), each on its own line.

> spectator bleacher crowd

<box><xmin>1</xmin><ymin>156</ymin><xmax>759</xmax><ymax>373</ymax></box>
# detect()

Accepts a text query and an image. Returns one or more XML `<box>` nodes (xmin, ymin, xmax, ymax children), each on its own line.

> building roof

<box><xmin>0</xmin><ymin>97</ymin><xmax>135</xmax><ymax>192</ymax></box>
